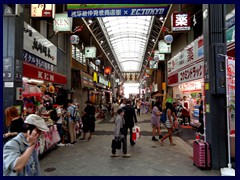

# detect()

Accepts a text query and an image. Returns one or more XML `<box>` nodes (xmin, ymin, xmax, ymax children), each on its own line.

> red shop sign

<box><xmin>171</xmin><ymin>12</ymin><xmax>191</xmax><ymax>31</ymax></box>
<box><xmin>23</xmin><ymin>62</ymin><xmax>67</xmax><ymax>84</ymax></box>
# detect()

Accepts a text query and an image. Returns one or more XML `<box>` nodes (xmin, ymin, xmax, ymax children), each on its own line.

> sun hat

<box><xmin>24</xmin><ymin>114</ymin><xmax>49</xmax><ymax>132</ymax></box>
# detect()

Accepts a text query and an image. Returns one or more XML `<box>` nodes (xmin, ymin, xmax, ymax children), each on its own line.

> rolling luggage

<box><xmin>193</xmin><ymin>140</ymin><xmax>212</xmax><ymax>170</ymax></box>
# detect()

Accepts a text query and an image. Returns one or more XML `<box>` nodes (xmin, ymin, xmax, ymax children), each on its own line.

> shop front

<box><xmin>22</xmin><ymin>62</ymin><xmax>67</xmax><ymax>155</ymax></box>
<box><xmin>168</xmin><ymin>35</ymin><xmax>204</xmax><ymax>123</ymax></box>
<box><xmin>80</xmin><ymin>70</ymin><xmax>95</xmax><ymax>109</ymax></box>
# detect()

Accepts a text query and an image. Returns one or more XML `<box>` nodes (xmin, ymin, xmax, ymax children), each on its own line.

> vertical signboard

<box><xmin>171</xmin><ymin>12</ymin><xmax>191</xmax><ymax>31</ymax></box>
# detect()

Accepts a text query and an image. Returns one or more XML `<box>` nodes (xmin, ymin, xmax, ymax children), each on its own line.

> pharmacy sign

<box><xmin>171</xmin><ymin>12</ymin><xmax>191</xmax><ymax>31</ymax></box>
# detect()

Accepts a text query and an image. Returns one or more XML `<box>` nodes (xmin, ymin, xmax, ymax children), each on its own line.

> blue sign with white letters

<box><xmin>68</xmin><ymin>7</ymin><xmax>169</xmax><ymax>18</ymax></box>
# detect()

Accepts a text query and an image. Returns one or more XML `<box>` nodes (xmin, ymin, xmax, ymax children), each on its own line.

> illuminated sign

<box><xmin>171</xmin><ymin>12</ymin><xmax>191</xmax><ymax>31</ymax></box>
<box><xmin>31</xmin><ymin>4</ymin><xmax>55</xmax><ymax>18</ymax></box>
<box><xmin>54</xmin><ymin>13</ymin><xmax>73</xmax><ymax>32</ymax></box>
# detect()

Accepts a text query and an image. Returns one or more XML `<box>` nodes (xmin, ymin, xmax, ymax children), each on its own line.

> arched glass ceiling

<box><xmin>101</xmin><ymin>16</ymin><xmax>153</xmax><ymax>72</ymax></box>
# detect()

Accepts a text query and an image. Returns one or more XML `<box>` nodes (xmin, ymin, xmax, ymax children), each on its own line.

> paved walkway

<box><xmin>40</xmin><ymin>113</ymin><xmax>220</xmax><ymax>176</ymax></box>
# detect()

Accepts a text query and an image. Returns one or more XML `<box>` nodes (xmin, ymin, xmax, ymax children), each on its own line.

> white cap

<box><xmin>24</xmin><ymin>114</ymin><xmax>49</xmax><ymax>132</ymax></box>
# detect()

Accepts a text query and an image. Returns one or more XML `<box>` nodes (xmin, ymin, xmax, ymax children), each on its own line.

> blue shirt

<box><xmin>3</xmin><ymin>133</ymin><xmax>41</xmax><ymax>176</ymax></box>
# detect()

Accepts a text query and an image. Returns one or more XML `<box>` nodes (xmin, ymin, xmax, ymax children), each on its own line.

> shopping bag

<box><xmin>111</xmin><ymin>138</ymin><xmax>121</xmax><ymax>149</ymax></box>
<box><xmin>132</xmin><ymin>125</ymin><xmax>141</xmax><ymax>142</ymax></box>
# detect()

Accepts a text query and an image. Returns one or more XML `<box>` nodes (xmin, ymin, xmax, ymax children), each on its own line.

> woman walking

<box><xmin>151</xmin><ymin>101</ymin><xmax>163</xmax><ymax>141</ymax></box>
<box><xmin>160</xmin><ymin>102</ymin><xmax>177</xmax><ymax>146</ymax></box>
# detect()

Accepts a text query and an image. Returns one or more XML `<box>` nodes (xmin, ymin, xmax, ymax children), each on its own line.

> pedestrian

<box><xmin>3</xmin><ymin>114</ymin><xmax>49</xmax><ymax>176</ymax></box>
<box><xmin>160</xmin><ymin>102</ymin><xmax>176</xmax><ymax>146</ymax></box>
<box><xmin>151</xmin><ymin>101</ymin><xmax>163</xmax><ymax>141</ymax></box>
<box><xmin>123</xmin><ymin>99</ymin><xmax>138</xmax><ymax>146</ymax></box>
<box><xmin>197</xmin><ymin>100</ymin><xmax>204</xmax><ymax>135</ymax></box>
<box><xmin>111</xmin><ymin>108</ymin><xmax>131</xmax><ymax>157</ymax></box>
<box><xmin>80</xmin><ymin>100</ymin><xmax>96</xmax><ymax>141</ymax></box>
<box><xmin>140</xmin><ymin>99</ymin><xmax>145</xmax><ymax>114</ymax></box>
<box><xmin>111</xmin><ymin>101</ymin><xmax>120</xmax><ymax>122</ymax></box>
<box><xmin>119</xmin><ymin>99</ymin><xmax>126</xmax><ymax>109</ymax></box>
<box><xmin>54</xmin><ymin>104</ymin><xmax>65</xmax><ymax>146</ymax></box>
<box><xmin>181</xmin><ymin>96</ymin><xmax>190</xmax><ymax>126</ymax></box>
<box><xmin>172</xmin><ymin>102</ymin><xmax>181</xmax><ymax>133</ymax></box>
<box><xmin>67</xmin><ymin>99</ymin><xmax>77</xmax><ymax>145</ymax></box>
<box><xmin>136</xmin><ymin>100</ymin><xmax>141</xmax><ymax>116</ymax></box>
<box><xmin>3</xmin><ymin>106</ymin><xmax>24</xmax><ymax>144</ymax></box>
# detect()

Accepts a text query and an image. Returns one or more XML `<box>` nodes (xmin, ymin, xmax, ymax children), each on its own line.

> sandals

<box><xmin>170</xmin><ymin>143</ymin><xmax>176</xmax><ymax>146</ymax></box>
<box><xmin>160</xmin><ymin>141</ymin><xmax>164</xmax><ymax>146</ymax></box>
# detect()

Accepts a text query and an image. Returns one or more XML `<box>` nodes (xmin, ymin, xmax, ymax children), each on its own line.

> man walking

<box><xmin>123</xmin><ymin>99</ymin><xmax>138</xmax><ymax>146</ymax></box>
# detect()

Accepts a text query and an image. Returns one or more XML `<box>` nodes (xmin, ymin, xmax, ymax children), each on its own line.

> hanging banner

<box><xmin>227</xmin><ymin>57</ymin><xmax>235</xmax><ymax>92</ymax></box>
<box><xmin>67</xmin><ymin>4</ymin><xmax>169</xmax><ymax>17</ymax></box>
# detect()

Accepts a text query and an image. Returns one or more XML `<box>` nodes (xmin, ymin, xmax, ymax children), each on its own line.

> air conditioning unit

<box><xmin>3</xmin><ymin>4</ymin><xmax>21</xmax><ymax>16</ymax></box>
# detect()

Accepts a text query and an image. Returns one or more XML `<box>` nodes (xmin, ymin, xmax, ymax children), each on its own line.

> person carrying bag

<box><xmin>111</xmin><ymin>108</ymin><xmax>131</xmax><ymax>158</ymax></box>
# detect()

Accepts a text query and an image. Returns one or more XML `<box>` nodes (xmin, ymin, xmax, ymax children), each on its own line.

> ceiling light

<box><xmin>88</xmin><ymin>19</ymin><xmax>93</xmax><ymax>24</ymax></box>
<box><xmin>159</xmin><ymin>16</ymin><xmax>164</xmax><ymax>21</ymax></box>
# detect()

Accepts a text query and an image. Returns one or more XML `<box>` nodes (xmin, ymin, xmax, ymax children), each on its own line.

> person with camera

<box><xmin>111</xmin><ymin>108</ymin><xmax>131</xmax><ymax>158</ymax></box>
<box><xmin>3</xmin><ymin>114</ymin><xmax>49</xmax><ymax>176</ymax></box>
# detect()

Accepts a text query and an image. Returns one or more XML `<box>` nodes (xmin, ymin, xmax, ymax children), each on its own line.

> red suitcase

<box><xmin>193</xmin><ymin>140</ymin><xmax>212</xmax><ymax>170</ymax></box>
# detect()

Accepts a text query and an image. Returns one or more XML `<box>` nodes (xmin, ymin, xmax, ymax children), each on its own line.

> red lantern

<box><xmin>104</xmin><ymin>66</ymin><xmax>111</xmax><ymax>75</ymax></box>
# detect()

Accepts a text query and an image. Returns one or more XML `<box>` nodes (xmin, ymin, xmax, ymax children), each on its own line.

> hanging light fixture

<box><xmin>95</xmin><ymin>59</ymin><xmax>101</xmax><ymax>66</ymax></box>
<box><xmin>104</xmin><ymin>66</ymin><xmax>111</xmax><ymax>75</ymax></box>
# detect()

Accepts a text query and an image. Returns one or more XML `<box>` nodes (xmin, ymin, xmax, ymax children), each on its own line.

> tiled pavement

<box><xmin>40</xmin><ymin>113</ymin><xmax>220</xmax><ymax>176</ymax></box>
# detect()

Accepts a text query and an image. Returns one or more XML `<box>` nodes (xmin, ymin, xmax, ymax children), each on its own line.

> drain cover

<box><xmin>44</xmin><ymin>167</ymin><xmax>56</xmax><ymax>172</ymax></box>
<box><xmin>151</xmin><ymin>146</ymin><xmax>157</xmax><ymax>148</ymax></box>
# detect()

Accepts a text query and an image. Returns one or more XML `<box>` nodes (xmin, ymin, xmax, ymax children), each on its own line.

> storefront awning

<box><xmin>23</xmin><ymin>62</ymin><xmax>67</xmax><ymax>84</ymax></box>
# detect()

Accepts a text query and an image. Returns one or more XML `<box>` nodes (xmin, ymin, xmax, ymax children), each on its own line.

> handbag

<box><xmin>111</xmin><ymin>138</ymin><xmax>121</xmax><ymax>149</ymax></box>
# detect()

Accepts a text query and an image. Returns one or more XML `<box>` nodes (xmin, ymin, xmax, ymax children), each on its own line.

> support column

<box><xmin>203</xmin><ymin>4</ymin><xmax>227</xmax><ymax>169</ymax></box>
<box><xmin>3</xmin><ymin>5</ymin><xmax>24</xmax><ymax>120</ymax></box>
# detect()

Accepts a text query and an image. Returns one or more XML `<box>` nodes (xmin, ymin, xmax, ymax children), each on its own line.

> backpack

<box><xmin>50</xmin><ymin>109</ymin><xmax>59</xmax><ymax>122</ymax></box>
<box><xmin>160</xmin><ymin>109</ymin><xmax>167</xmax><ymax>123</ymax></box>
<box><xmin>71</xmin><ymin>105</ymin><xmax>81</xmax><ymax>121</ymax></box>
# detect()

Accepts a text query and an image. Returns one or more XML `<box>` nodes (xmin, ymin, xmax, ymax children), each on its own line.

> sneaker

<box><xmin>73</xmin><ymin>141</ymin><xmax>77</xmax><ymax>144</ymax></box>
<box><xmin>159</xmin><ymin>135</ymin><xmax>163</xmax><ymax>139</ymax></box>
<box><xmin>57</xmin><ymin>143</ymin><xmax>65</xmax><ymax>147</ymax></box>
<box><xmin>111</xmin><ymin>154</ymin><xmax>119</xmax><ymax>157</ymax></box>
<box><xmin>88</xmin><ymin>137</ymin><xmax>92</xmax><ymax>141</ymax></box>
<box><xmin>80</xmin><ymin>138</ymin><xmax>86</xmax><ymax>141</ymax></box>
<box><xmin>122</xmin><ymin>153</ymin><xmax>131</xmax><ymax>157</ymax></box>
<box><xmin>152</xmin><ymin>137</ymin><xmax>158</xmax><ymax>141</ymax></box>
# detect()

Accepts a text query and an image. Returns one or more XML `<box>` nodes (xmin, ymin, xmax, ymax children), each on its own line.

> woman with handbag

<box><xmin>111</xmin><ymin>108</ymin><xmax>131</xmax><ymax>158</ymax></box>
